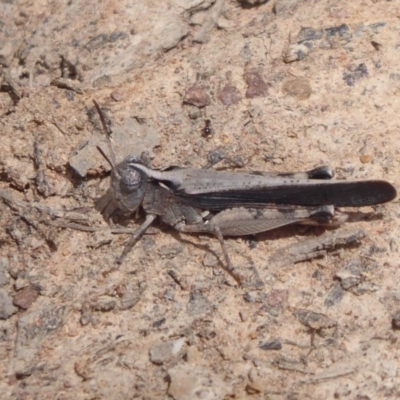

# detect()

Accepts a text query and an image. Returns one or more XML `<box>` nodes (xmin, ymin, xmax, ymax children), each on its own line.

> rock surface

<box><xmin>0</xmin><ymin>0</ymin><xmax>399</xmax><ymax>398</ymax></box>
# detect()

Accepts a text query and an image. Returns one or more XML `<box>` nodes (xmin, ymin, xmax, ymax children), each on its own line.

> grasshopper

<box><xmin>93</xmin><ymin>101</ymin><xmax>396</xmax><ymax>280</ymax></box>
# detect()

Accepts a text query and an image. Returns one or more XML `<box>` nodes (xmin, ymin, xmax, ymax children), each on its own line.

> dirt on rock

<box><xmin>1</xmin><ymin>1</ymin><xmax>400</xmax><ymax>399</ymax></box>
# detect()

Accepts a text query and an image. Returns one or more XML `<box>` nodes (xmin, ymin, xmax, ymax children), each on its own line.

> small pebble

<box><xmin>218</xmin><ymin>84</ymin><xmax>241</xmax><ymax>106</ymax></box>
<box><xmin>187</xmin><ymin>291</ymin><xmax>212</xmax><ymax>316</ymax></box>
<box><xmin>184</xmin><ymin>85</ymin><xmax>211</xmax><ymax>108</ymax></box>
<box><xmin>0</xmin><ymin>257</ymin><xmax>10</xmax><ymax>287</ymax></box>
<box><xmin>0</xmin><ymin>290</ymin><xmax>18</xmax><ymax>319</ymax></box>
<box><xmin>91</xmin><ymin>299</ymin><xmax>116</xmax><ymax>312</ymax></box>
<box><xmin>110</xmin><ymin>90</ymin><xmax>123</xmax><ymax>101</ymax></box>
<box><xmin>258</xmin><ymin>339</ymin><xmax>282</xmax><ymax>350</ymax></box>
<box><xmin>282</xmin><ymin>77</ymin><xmax>312</xmax><ymax>100</ymax></box>
<box><xmin>13</xmin><ymin>286</ymin><xmax>39</xmax><ymax>310</ymax></box>
<box><xmin>244</xmin><ymin>68</ymin><xmax>269</xmax><ymax>98</ymax></box>
<box><xmin>294</xmin><ymin>309</ymin><xmax>337</xmax><ymax>330</ymax></box>
<box><xmin>149</xmin><ymin>337</ymin><xmax>185</xmax><ymax>365</ymax></box>
<box><xmin>360</xmin><ymin>154</ymin><xmax>373</xmax><ymax>164</ymax></box>
<box><xmin>239</xmin><ymin>310</ymin><xmax>249</xmax><ymax>322</ymax></box>
<box><xmin>392</xmin><ymin>311</ymin><xmax>400</xmax><ymax>330</ymax></box>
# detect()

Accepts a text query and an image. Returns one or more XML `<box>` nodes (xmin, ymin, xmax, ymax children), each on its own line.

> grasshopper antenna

<box><xmin>93</xmin><ymin>100</ymin><xmax>119</xmax><ymax>176</ymax></box>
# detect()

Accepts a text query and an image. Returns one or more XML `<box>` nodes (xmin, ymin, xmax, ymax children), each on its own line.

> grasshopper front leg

<box><xmin>117</xmin><ymin>214</ymin><xmax>157</xmax><ymax>264</ymax></box>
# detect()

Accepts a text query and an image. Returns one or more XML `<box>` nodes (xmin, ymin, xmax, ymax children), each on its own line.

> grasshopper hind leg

<box><xmin>176</xmin><ymin>221</ymin><xmax>245</xmax><ymax>284</ymax></box>
<box><xmin>299</xmin><ymin>208</ymin><xmax>348</xmax><ymax>227</ymax></box>
<box><xmin>258</xmin><ymin>166</ymin><xmax>334</xmax><ymax>180</ymax></box>
<box><xmin>174</xmin><ymin>204</ymin><xmax>346</xmax><ymax>285</ymax></box>
<box><xmin>213</xmin><ymin>226</ymin><xmax>244</xmax><ymax>283</ymax></box>
<box><xmin>306</xmin><ymin>166</ymin><xmax>333</xmax><ymax>180</ymax></box>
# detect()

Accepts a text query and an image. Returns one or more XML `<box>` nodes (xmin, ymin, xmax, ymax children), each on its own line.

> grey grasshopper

<box><xmin>93</xmin><ymin>101</ymin><xmax>396</xmax><ymax>279</ymax></box>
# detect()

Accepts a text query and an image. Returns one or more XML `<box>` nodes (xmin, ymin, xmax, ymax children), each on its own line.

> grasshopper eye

<box><xmin>121</xmin><ymin>168</ymin><xmax>141</xmax><ymax>192</ymax></box>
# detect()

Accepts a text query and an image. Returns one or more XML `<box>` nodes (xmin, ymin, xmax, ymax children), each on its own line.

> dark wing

<box><xmin>172</xmin><ymin>180</ymin><xmax>396</xmax><ymax>211</ymax></box>
<box><xmin>131</xmin><ymin>164</ymin><xmax>396</xmax><ymax>210</ymax></box>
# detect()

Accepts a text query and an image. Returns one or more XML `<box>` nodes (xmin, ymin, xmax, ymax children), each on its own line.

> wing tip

<box><xmin>376</xmin><ymin>180</ymin><xmax>397</xmax><ymax>204</ymax></box>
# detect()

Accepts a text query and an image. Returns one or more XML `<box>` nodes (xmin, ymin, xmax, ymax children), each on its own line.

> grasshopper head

<box><xmin>95</xmin><ymin>155</ymin><xmax>149</xmax><ymax>219</ymax></box>
<box><xmin>111</xmin><ymin>155</ymin><xmax>148</xmax><ymax>214</ymax></box>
